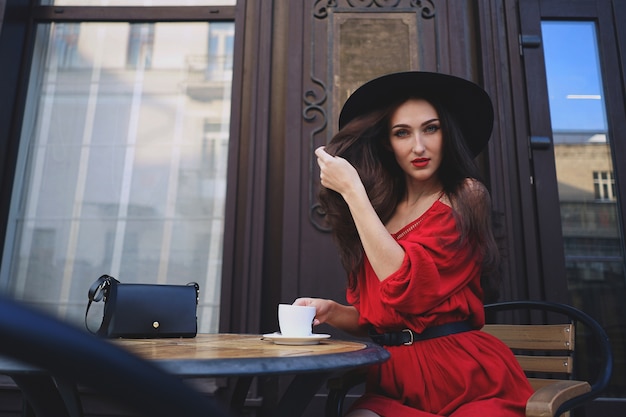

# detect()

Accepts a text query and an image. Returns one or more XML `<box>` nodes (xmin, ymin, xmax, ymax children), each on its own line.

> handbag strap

<box><xmin>85</xmin><ymin>274</ymin><xmax>119</xmax><ymax>335</ymax></box>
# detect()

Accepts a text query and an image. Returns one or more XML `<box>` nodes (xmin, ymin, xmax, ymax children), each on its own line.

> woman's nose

<box><xmin>412</xmin><ymin>135</ymin><xmax>425</xmax><ymax>154</ymax></box>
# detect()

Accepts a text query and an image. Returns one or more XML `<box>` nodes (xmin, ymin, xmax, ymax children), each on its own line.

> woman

<box><xmin>295</xmin><ymin>72</ymin><xmax>533</xmax><ymax>416</ymax></box>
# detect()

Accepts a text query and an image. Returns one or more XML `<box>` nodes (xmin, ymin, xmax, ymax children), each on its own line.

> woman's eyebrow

<box><xmin>390</xmin><ymin>118</ymin><xmax>440</xmax><ymax>130</ymax></box>
<box><xmin>421</xmin><ymin>118</ymin><xmax>440</xmax><ymax>127</ymax></box>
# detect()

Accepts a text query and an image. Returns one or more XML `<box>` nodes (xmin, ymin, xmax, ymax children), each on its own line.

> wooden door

<box><xmin>517</xmin><ymin>0</ymin><xmax>626</xmax><ymax>412</ymax></box>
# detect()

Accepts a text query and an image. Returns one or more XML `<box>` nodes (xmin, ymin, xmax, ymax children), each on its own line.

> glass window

<box><xmin>1</xmin><ymin>21</ymin><xmax>235</xmax><ymax>334</ymax></box>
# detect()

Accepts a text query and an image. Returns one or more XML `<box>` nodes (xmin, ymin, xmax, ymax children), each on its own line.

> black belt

<box><xmin>369</xmin><ymin>321</ymin><xmax>474</xmax><ymax>346</ymax></box>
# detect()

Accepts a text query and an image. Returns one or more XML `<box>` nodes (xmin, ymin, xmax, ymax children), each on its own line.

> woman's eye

<box><xmin>393</xmin><ymin>129</ymin><xmax>409</xmax><ymax>138</ymax></box>
<box><xmin>424</xmin><ymin>124</ymin><xmax>441</xmax><ymax>134</ymax></box>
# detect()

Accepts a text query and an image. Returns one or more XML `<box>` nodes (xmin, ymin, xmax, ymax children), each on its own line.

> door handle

<box><xmin>530</xmin><ymin>136</ymin><xmax>551</xmax><ymax>150</ymax></box>
<box><xmin>519</xmin><ymin>34</ymin><xmax>541</xmax><ymax>55</ymax></box>
<box><xmin>520</xmin><ymin>34</ymin><xmax>541</xmax><ymax>48</ymax></box>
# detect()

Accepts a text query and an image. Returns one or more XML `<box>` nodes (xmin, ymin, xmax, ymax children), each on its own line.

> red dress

<box><xmin>346</xmin><ymin>200</ymin><xmax>533</xmax><ymax>416</ymax></box>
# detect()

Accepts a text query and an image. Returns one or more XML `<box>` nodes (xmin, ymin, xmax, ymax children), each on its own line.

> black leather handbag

<box><xmin>86</xmin><ymin>274</ymin><xmax>199</xmax><ymax>338</ymax></box>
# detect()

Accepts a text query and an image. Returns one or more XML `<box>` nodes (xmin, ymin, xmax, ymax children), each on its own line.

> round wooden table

<box><xmin>113</xmin><ymin>333</ymin><xmax>390</xmax><ymax>417</ymax></box>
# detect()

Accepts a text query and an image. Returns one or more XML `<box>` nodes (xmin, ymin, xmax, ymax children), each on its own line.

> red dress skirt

<box><xmin>346</xmin><ymin>201</ymin><xmax>533</xmax><ymax>416</ymax></box>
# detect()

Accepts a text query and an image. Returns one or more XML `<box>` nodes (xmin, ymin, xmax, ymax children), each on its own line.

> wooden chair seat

<box><xmin>324</xmin><ymin>301</ymin><xmax>613</xmax><ymax>417</ymax></box>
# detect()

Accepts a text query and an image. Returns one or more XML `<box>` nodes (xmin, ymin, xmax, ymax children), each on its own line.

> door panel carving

<box><xmin>306</xmin><ymin>0</ymin><xmax>437</xmax><ymax>231</ymax></box>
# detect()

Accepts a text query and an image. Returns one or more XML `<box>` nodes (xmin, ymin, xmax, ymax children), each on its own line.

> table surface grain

<box><xmin>114</xmin><ymin>333</ymin><xmax>367</xmax><ymax>360</ymax></box>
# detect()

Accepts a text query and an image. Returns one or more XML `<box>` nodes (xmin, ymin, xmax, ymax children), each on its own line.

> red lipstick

<box><xmin>411</xmin><ymin>158</ymin><xmax>430</xmax><ymax>168</ymax></box>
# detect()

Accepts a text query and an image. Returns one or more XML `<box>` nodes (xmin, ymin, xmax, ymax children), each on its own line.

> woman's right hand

<box><xmin>293</xmin><ymin>297</ymin><xmax>335</xmax><ymax>326</ymax></box>
<box><xmin>315</xmin><ymin>146</ymin><xmax>364</xmax><ymax>199</ymax></box>
<box><xmin>293</xmin><ymin>298</ymin><xmax>364</xmax><ymax>335</ymax></box>
<box><xmin>315</xmin><ymin>145</ymin><xmax>406</xmax><ymax>281</ymax></box>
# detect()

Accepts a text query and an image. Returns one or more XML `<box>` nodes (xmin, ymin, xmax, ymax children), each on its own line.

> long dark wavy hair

<box><xmin>319</xmin><ymin>94</ymin><xmax>500</xmax><ymax>294</ymax></box>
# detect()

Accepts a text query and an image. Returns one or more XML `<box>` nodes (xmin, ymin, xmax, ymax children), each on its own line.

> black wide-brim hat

<box><xmin>338</xmin><ymin>71</ymin><xmax>494</xmax><ymax>156</ymax></box>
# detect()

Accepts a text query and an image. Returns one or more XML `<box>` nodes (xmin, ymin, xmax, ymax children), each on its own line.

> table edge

<box><xmin>151</xmin><ymin>339</ymin><xmax>390</xmax><ymax>377</ymax></box>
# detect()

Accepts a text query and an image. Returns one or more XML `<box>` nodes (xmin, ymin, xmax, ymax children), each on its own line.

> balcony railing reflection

<box><xmin>184</xmin><ymin>55</ymin><xmax>232</xmax><ymax>102</ymax></box>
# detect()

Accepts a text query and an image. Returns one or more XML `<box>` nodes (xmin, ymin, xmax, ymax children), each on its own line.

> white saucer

<box><xmin>262</xmin><ymin>332</ymin><xmax>331</xmax><ymax>345</ymax></box>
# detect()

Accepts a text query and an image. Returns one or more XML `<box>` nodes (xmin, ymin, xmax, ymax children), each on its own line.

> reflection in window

<box><xmin>52</xmin><ymin>24</ymin><xmax>81</xmax><ymax>68</ymax></box>
<box><xmin>593</xmin><ymin>171</ymin><xmax>616</xmax><ymax>201</ymax></box>
<box><xmin>2</xmin><ymin>22</ymin><xmax>235</xmax><ymax>334</ymax></box>
<box><xmin>127</xmin><ymin>24</ymin><xmax>154</xmax><ymax>69</ymax></box>
<box><xmin>543</xmin><ymin>22</ymin><xmax>607</xmax><ymax>133</ymax></box>
<box><xmin>208</xmin><ymin>22</ymin><xmax>234</xmax><ymax>77</ymax></box>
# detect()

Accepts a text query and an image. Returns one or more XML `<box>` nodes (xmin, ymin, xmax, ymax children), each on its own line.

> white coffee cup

<box><xmin>278</xmin><ymin>304</ymin><xmax>316</xmax><ymax>337</ymax></box>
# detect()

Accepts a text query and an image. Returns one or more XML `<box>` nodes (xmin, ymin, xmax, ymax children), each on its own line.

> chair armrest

<box><xmin>526</xmin><ymin>380</ymin><xmax>591</xmax><ymax>417</ymax></box>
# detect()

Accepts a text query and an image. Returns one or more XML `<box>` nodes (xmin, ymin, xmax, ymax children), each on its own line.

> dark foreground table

<box><xmin>0</xmin><ymin>333</ymin><xmax>390</xmax><ymax>417</ymax></box>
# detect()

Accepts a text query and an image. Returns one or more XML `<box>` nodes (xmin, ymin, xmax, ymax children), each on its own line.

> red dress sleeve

<box><xmin>346</xmin><ymin>201</ymin><xmax>485</xmax><ymax>333</ymax></box>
